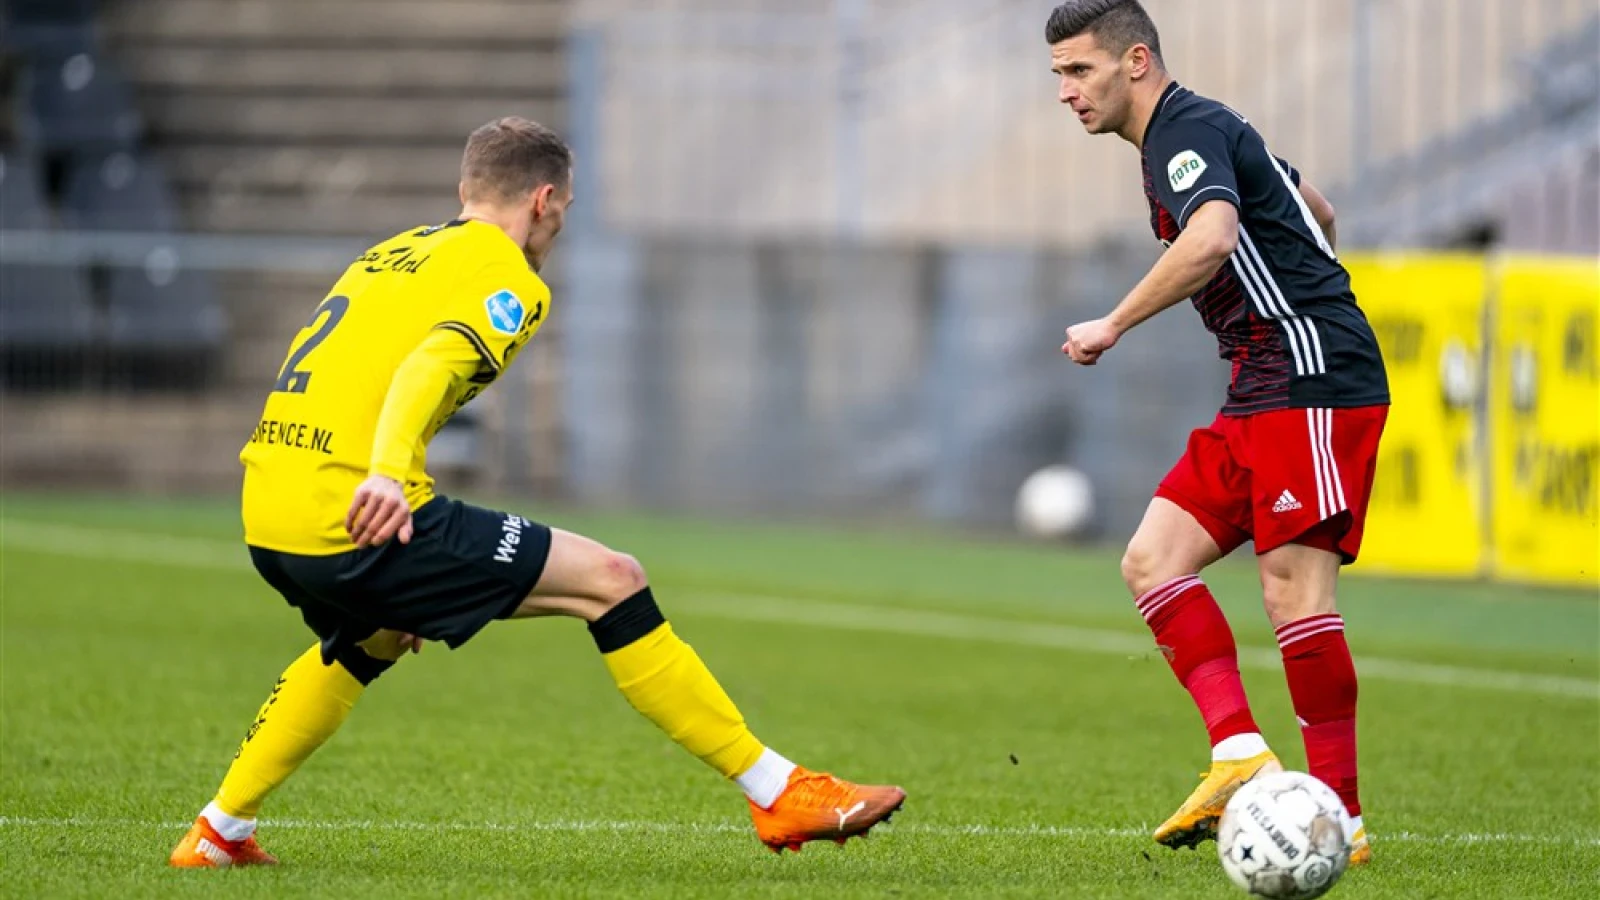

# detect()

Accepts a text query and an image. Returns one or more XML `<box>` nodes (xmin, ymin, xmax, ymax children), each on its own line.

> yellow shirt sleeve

<box><xmin>368</xmin><ymin>328</ymin><xmax>483</xmax><ymax>482</ymax></box>
<box><xmin>435</xmin><ymin>261</ymin><xmax>550</xmax><ymax>377</ymax></box>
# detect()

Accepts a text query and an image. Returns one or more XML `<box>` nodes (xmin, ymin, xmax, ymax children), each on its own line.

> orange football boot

<box><xmin>169</xmin><ymin>816</ymin><xmax>279</xmax><ymax>868</ymax></box>
<box><xmin>749</xmin><ymin>767</ymin><xmax>906</xmax><ymax>853</ymax></box>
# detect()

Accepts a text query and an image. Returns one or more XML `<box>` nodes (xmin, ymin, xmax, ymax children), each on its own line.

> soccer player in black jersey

<box><xmin>1046</xmin><ymin>0</ymin><xmax>1389</xmax><ymax>864</ymax></box>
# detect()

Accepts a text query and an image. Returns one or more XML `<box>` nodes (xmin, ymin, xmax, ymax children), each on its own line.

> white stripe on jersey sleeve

<box><xmin>1177</xmin><ymin>185</ymin><xmax>1242</xmax><ymax>228</ymax></box>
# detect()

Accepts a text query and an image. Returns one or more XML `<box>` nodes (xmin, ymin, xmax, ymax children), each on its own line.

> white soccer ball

<box><xmin>1014</xmin><ymin>465</ymin><xmax>1095</xmax><ymax>538</ymax></box>
<box><xmin>1217</xmin><ymin>771</ymin><xmax>1353</xmax><ymax>900</ymax></box>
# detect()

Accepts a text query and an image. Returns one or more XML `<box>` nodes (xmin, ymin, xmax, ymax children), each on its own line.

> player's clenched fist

<box><xmin>1063</xmin><ymin>317</ymin><xmax>1122</xmax><ymax>365</ymax></box>
<box><xmin>345</xmin><ymin>475</ymin><xmax>414</xmax><ymax>547</ymax></box>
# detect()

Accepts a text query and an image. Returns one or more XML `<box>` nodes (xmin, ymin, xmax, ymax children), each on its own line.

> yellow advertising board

<box><xmin>1346</xmin><ymin>255</ymin><xmax>1486</xmax><ymax>578</ymax></box>
<box><xmin>1489</xmin><ymin>257</ymin><xmax>1600</xmax><ymax>587</ymax></box>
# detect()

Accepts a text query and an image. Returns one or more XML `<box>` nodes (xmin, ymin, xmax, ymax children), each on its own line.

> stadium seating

<box><xmin>100</xmin><ymin>0</ymin><xmax>569</xmax><ymax>236</ymax></box>
<box><xmin>101</xmin><ymin>261</ymin><xmax>227</xmax><ymax>389</ymax></box>
<box><xmin>0</xmin><ymin>0</ymin><xmax>575</xmax><ymax>491</ymax></box>
<box><xmin>0</xmin><ymin>0</ymin><xmax>231</xmax><ymax>394</ymax></box>
<box><xmin>0</xmin><ymin>151</ymin><xmax>99</xmax><ymax>389</ymax></box>
<box><xmin>1</xmin><ymin>0</ymin><xmax>98</xmax><ymax>57</ymax></box>
<box><xmin>4</xmin><ymin>1</ymin><xmax>135</xmax><ymax>152</ymax></box>
<box><xmin>4</xmin><ymin>0</ymin><xmax>99</xmax><ymax>26</ymax></box>
<box><xmin>61</xmin><ymin>152</ymin><xmax>225</xmax><ymax>388</ymax></box>
<box><xmin>15</xmin><ymin>51</ymin><xmax>143</xmax><ymax>154</ymax></box>
<box><xmin>62</xmin><ymin>151</ymin><xmax>182</xmax><ymax>232</ymax></box>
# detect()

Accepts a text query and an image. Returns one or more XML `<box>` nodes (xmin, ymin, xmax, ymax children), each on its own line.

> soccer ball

<box><xmin>1014</xmin><ymin>465</ymin><xmax>1094</xmax><ymax>538</ymax></box>
<box><xmin>1217</xmin><ymin>771</ymin><xmax>1353</xmax><ymax>900</ymax></box>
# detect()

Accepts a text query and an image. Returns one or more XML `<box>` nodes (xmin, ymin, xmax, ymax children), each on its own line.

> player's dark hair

<box><xmin>461</xmin><ymin>117</ymin><xmax>573</xmax><ymax>204</ymax></box>
<box><xmin>1044</xmin><ymin>0</ymin><xmax>1163</xmax><ymax>63</ymax></box>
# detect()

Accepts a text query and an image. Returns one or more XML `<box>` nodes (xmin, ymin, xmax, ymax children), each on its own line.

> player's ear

<box><xmin>458</xmin><ymin>180</ymin><xmax>469</xmax><ymax>206</ymax></box>
<box><xmin>1127</xmin><ymin>44</ymin><xmax>1155</xmax><ymax>80</ymax></box>
<box><xmin>532</xmin><ymin>183</ymin><xmax>555</xmax><ymax>219</ymax></box>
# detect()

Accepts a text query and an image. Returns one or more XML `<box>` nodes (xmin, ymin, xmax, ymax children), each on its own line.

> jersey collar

<box><xmin>1142</xmin><ymin>81</ymin><xmax>1188</xmax><ymax>150</ymax></box>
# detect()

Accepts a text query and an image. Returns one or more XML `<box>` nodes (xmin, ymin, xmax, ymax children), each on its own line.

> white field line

<box><xmin>0</xmin><ymin>815</ymin><xmax>1595</xmax><ymax>848</ymax></box>
<box><xmin>2</xmin><ymin>519</ymin><xmax>1597</xmax><ymax>701</ymax></box>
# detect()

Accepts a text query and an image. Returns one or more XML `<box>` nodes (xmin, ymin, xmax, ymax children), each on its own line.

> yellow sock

<box><xmin>603</xmin><ymin>623</ymin><xmax>766</xmax><ymax>778</ymax></box>
<box><xmin>213</xmin><ymin>643</ymin><xmax>365</xmax><ymax>819</ymax></box>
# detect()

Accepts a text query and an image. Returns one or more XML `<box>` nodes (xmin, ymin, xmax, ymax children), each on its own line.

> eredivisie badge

<box><xmin>484</xmin><ymin>290</ymin><xmax>525</xmax><ymax>335</ymax></box>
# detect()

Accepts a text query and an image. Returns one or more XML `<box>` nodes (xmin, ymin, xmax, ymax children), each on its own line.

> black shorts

<box><xmin>248</xmin><ymin>496</ymin><xmax>553</xmax><ymax>662</ymax></box>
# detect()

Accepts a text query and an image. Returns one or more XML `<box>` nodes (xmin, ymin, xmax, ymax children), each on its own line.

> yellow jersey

<box><xmin>240</xmin><ymin>219</ymin><xmax>549</xmax><ymax>554</ymax></box>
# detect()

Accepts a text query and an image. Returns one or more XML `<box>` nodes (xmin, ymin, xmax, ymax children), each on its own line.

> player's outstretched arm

<box><xmin>348</xmin><ymin>330</ymin><xmax>483</xmax><ymax>547</ymax></box>
<box><xmin>1063</xmin><ymin>200</ymin><xmax>1239</xmax><ymax>365</ymax></box>
<box><xmin>1297</xmin><ymin>178</ymin><xmax>1337</xmax><ymax>252</ymax></box>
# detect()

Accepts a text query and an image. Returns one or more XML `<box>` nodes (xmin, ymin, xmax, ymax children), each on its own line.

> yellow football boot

<box><xmin>1348</xmin><ymin>824</ymin><xmax>1371</xmax><ymax>865</ymax></box>
<box><xmin>1154</xmin><ymin>750</ymin><xmax>1282</xmax><ymax>849</ymax></box>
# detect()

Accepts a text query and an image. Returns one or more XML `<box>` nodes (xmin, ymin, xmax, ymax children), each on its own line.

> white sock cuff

<box><xmin>1275</xmin><ymin>613</ymin><xmax>1346</xmax><ymax>650</ymax></box>
<box><xmin>734</xmin><ymin>748</ymin><xmax>797</xmax><ymax>810</ymax></box>
<box><xmin>1135</xmin><ymin>574</ymin><xmax>1204</xmax><ymax>623</ymax></box>
<box><xmin>1211</xmin><ymin>732</ymin><xmax>1270</xmax><ymax>762</ymax></box>
<box><xmin>201</xmin><ymin>801</ymin><xmax>256</xmax><ymax>842</ymax></box>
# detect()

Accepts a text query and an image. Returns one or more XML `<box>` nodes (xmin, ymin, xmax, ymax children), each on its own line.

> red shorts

<box><xmin>1156</xmin><ymin>406</ymin><xmax>1389</xmax><ymax>563</ymax></box>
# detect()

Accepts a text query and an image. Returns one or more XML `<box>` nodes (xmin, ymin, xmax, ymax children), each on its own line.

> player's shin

<box><xmin>590</xmin><ymin>588</ymin><xmax>794</xmax><ymax>808</ymax></box>
<box><xmin>1277</xmin><ymin>614</ymin><xmax>1361</xmax><ymax>819</ymax></box>
<box><xmin>1137</xmin><ymin>575</ymin><xmax>1267</xmax><ymax>759</ymax></box>
<box><xmin>205</xmin><ymin>643</ymin><xmax>382</xmax><ymax>835</ymax></box>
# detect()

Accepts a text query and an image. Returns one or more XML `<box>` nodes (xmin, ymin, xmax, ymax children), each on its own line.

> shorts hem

<box><xmin>250</xmin><ymin>502</ymin><xmax>553</xmax><ymax>654</ymax></box>
<box><xmin>1155</xmin><ymin>484</ymin><xmax>1249</xmax><ymax>556</ymax></box>
<box><xmin>1255</xmin><ymin>514</ymin><xmax>1359</xmax><ymax>566</ymax></box>
<box><xmin>493</xmin><ymin>525</ymin><xmax>552</xmax><ymax>623</ymax></box>
<box><xmin>424</xmin><ymin>516</ymin><xmax>553</xmax><ymax>643</ymax></box>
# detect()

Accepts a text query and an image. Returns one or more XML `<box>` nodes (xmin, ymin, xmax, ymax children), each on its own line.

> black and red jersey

<box><xmin>1141</xmin><ymin>82</ymin><xmax>1389</xmax><ymax>415</ymax></box>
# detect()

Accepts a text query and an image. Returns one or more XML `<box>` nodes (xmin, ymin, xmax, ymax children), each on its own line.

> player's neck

<box><xmin>458</xmin><ymin>205</ymin><xmax>531</xmax><ymax>252</ymax></box>
<box><xmin>1122</xmin><ymin>73</ymin><xmax>1175</xmax><ymax>149</ymax></box>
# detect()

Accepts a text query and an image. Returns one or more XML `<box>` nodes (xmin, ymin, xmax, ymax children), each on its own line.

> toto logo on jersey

<box><xmin>1167</xmin><ymin>150</ymin><xmax>1208</xmax><ymax>193</ymax></box>
<box><xmin>484</xmin><ymin>289</ymin><xmax>526</xmax><ymax>335</ymax></box>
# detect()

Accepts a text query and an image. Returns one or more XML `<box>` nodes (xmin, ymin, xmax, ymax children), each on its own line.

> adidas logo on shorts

<box><xmin>1272</xmin><ymin>490</ymin><xmax>1303</xmax><ymax>513</ymax></box>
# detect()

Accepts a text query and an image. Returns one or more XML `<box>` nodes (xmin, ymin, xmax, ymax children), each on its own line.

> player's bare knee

<box><xmin>594</xmin><ymin>550</ymin><xmax>648</xmax><ymax>606</ymax></box>
<box><xmin>357</xmin><ymin>629</ymin><xmax>412</xmax><ymax>662</ymax></box>
<box><xmin>1120</xmin><ymin>541</ymin><xmax>1166</xmax><ymax>596</ymax></box>
<box><xmin>1261</xmin><ymin>581</ymin><xmax>1306</xmax><ymax>627</ymax></box>
<box><xmin>1260</xmin><ymin>572</ymin><xmax>1330</xmax><ymax>627</ymax></box>
<box><xmin>1258</xmin><ymin>547</ymin><xmax>1338</xmax><ymax>626</ymax></box>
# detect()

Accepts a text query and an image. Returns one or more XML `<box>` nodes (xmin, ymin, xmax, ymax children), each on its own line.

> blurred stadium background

<box><xmin>0</xmin><ymin>0</ymin><xmax>1595</xmax><ymax>585</ymax></box>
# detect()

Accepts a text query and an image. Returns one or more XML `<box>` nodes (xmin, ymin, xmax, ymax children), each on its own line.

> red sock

<box><xmin>1277</xmin><ymin>614</ymin><xmax>1361</xmax><ymax>817</ymax></box>
<box><xmin>1137</xmin><ymin>575</ymin><xmax>1259</xmax><ymax>747</ymax></box>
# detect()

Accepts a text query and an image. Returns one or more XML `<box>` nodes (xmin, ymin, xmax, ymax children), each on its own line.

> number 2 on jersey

<box><xmin>273</xmin><ymin>295</ymin><xmax>350</xmax><ymax>394</ymax></box>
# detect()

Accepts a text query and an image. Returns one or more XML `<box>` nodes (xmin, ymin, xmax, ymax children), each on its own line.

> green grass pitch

<box><xmin>2</xmin><ymin>494</ymin><xmax>1596</xmax><ymax>898</ymax></box>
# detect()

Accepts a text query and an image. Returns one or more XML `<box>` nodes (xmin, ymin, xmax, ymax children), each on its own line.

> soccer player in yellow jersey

<box><xmin>169</xmin><ymin>118</ymin><xmax>905</xmax><ymax>868</ymax></box>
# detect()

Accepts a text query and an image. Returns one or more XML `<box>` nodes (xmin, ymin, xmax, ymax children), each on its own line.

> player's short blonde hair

<box><xmin>460</xmin><ymin>117</ymin><xmax>572</xmax><ymax>204</ymax></box>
